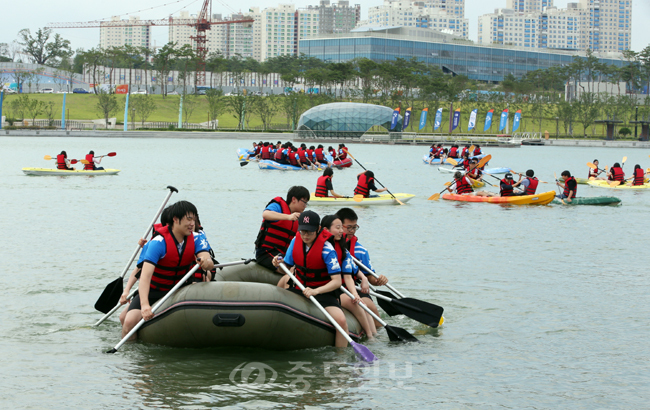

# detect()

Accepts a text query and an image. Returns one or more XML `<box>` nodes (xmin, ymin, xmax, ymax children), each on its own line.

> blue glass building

<box><xmin>297</xmin><ymin>102</ymin><xmax>402</xmax><ymax>138</ymax></box>
<box><xmin>298</xmin><ymin>26</ymin><xmax>626</xmax><ymax>83</ymax></box>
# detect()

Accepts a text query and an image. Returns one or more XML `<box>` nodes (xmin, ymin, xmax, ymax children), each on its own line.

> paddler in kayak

<box><xmin>556</xmin><ymin>170</ymin><xmax>577</xmax><ymax>202</ymax></box>
<box><xmin>607</xmin><ymin>162</ymin><xmax>625</xmax><ymax>184</ymax></box>
<box><xmin>255</xmin><ymin>186</ymin><xmax>310</xmax><ymax>272</ymax></box>
<box><xmin>627</xmin><ymin>164</ymin><xmax>647</xmax><ymax>186</ymax></box>
<box><xmin>447</xmin><ymin>171</ymin><xmax>491</xmax><ymax>196</ymax></box>
<box><xmin>84</xmin><ymin>150</ymin><xmax>104</xmax><ymax>170</ymax></box>
<box><xmin>588</xmin><ymin>159</ymin><xmax>605</xmax><ymax>179</ymax></box>
<box><xmin>473</xmin><ymin>144</ymin><xmax>482</xmax><ymax>156</ymax></box>
<box><xmin>512</xmin><ymin>169</ymin><xmax>538</xmax><ymax>195</ymax></box>
<box><xmin>477</xmin><ymin>173</ymin><xmax>518</xmax><ymax>197</ymax></box>
<box><xmin>315</xmin><ymin>168</ymin><xmax>344</xmax><ymax>198</ymax></box>
<box><xmin>466</xmin><ymin>159</ymin><xmax>483</xmax><ymax>181</ymax></box>
<box><xmin>272</xmin><ymin>210</ymin><xmax>351</xmax><ymax>348</ymax></box>
<box><xmin>354</xmin><ymin>170</ymin><xmax>387</xmax><ymax>198</ymax></box>
<box><xmin>448</xmin><ymin>144</ymin><xmax>459</xmax><ymax>159</ymax></box>
<box><xmin>121</xmin><ymin>201</ymin><xmax>214</xmax><ymax>339</ymax></box>
<box><xmin>56</xmin><ymin>150</ymin><xmax>75</xmax><ymax>170</ymax></box>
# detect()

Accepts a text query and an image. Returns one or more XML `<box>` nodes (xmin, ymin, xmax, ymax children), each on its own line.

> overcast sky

<box><xmin>3</xmin><ymin>0</ymin><xmax>648</xmax><ymax>54</ymax></box>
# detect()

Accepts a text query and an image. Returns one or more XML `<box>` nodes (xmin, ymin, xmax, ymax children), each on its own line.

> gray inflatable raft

<box><xmin>138</xmin><ymin>262</ymin><xmax>363</xmax><ymax>350</ymax></box>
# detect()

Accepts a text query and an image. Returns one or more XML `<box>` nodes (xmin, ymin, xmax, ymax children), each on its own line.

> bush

<box><xmin>4</xmin><ymin>125</ymin><xmax>57</xmax><ymax>130</ymax></box>
<box><xmin>618</xmin><ymin>127</ymin><xmax>632</xmax><ymax>137</ymax></box>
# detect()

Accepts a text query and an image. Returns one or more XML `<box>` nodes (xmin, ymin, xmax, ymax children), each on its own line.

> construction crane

<box><xmin>46</xmin><ymin>0</ymin><xmax>254</xmax><ymax>85</ymax></box>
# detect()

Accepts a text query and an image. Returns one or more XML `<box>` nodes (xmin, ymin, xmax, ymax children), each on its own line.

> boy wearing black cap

<box><xmin>272</xmin><ymin>210</ymin><xmax>350</xmax><ymax>348</ymax></box>
<box><xmin>499</xmin><ymin>173</ymin><xmax>516</xmax><ymax>196</ymax></box>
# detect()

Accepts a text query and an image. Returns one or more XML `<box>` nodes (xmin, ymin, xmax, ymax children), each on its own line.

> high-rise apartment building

<box><xmin>367</xmin><ymin>0</ymin><xmax>469</xmax><ymax>38</ymax></box>
<box><xmin>478</xmin><ymin>0</ymin><xmax>630</xmax><ymax>53</ymax></box>
<box><xmin>99</xmin><ymin>16</ymin><xmax>151</xmax><ymax>49</ymax></box>
<box><xmin>312</xmin><ymin>0</ymin><xmax>360</xmax><ymax>34</ymax></box>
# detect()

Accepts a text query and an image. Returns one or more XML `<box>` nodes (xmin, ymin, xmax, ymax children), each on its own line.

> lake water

<box><xmin>1</xmin><ymin>136</ymin><xmax>649</xmax><ymax>409</ymax></box>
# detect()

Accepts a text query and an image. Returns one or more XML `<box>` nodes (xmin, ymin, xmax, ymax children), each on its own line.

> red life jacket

<box><xmin>433</xmin><ymin>148</ymin><xmax>441</xmax><ymax>158</ymax></box>
<box><xmin>633</xmin><ymin>168</ymin><xmax>645</xmax><ymax>185</ymax></box>
<box><xmin>315</xmin><ymin>148</ymin><xmax>325</xmax><ymax>161</ymax></box>
<box><xmin>315</xmin><ymin>175</ymin><xmax>331</xmax><ymax>197</ymax></box>
<box><xmin>287</xmin><ymin>150</ymin><xmax>298</xmax><ymax>166</ymax></box>
<box><xmin>461</xmin><ymin>148</ymin><xmax>468</xmax><ymax>157</ymax></box>
<box><xmin>293</xmin><ymin>230</ymin><xmax>336</xmax><ymax>288</ymax></box>
<box><xmin>306</xmin><ymin>149</ymin><xmax>314</xmax><ymax>162</ymax></box>
<box><xmin>297</xmin><ymin>148</ymin><xmax>308</xmax><ymax>163</ymax></box>
<box><xmin>354</xmin><ymin>173</ymin><xmax>373</xmax><ymax>197</ymax></box>
<box><xmin>255</xmin><ymin>197</ymin><xmax>298</xmax><ymax>256</ymax></box>
<box><xmin>56</xmin><ymin>154</ymin><xmax>68</xmax><ymax>170</ymax></box>
<box><xmin>462</xmin><ymin>159</ymin><xmax>470</xmax><ymax>171</ymax></box>
<box><xmin>467</xmin><ymin>168</ymin><xmax>482</xmax><ymax>180</ymax></box>
<box><xmin>500</xmin><ymin>179</ymin><xmax>514</xmax><ymax>196</ymax></box>
<box><xmin>84</xmin><ymin>154</ymin><xmax>95</xmax><ymax>170</ymax></box>
<box><xmin>563</xmin><ymin>176</ymin><xmax>577</xmax><ymax>197</ymax></box>
<box><xmin>588</xmin><ymin>167</ymin><xmax>599</xmax><ymax>178</ymax></box>
<box><xmin>449</xmin><ymin>147</ymin><xmax>458</xmax><ymax>158</ymax></box>
<box><xmin>473</xmin><ymin>148</ymin><xmax>482</xmax><ymax>156</ymax></box>
<box><xmin>345</xmin><ymin>234</ymin><xmax>357</xmax><ymax>256</ymax></box>
<box><xmin>274</xmin><ymin>149</ymin><xmax>283</xmax><ymax>162</ymax></box>
<box><xmin>329</xmin><ymin>148</ymin><xmax>336</xmax><ymax>158</ymax></box>
<box><xmin>254</xmin><ymin>146</ymin><xmax>261</xmax><ymax>156</ymax></box>
<box><xmin>261</xmin><ymin>146</ymin><xmax>271</xmax><ymax>159</ymax></box>
<box><xmin>149</xmin><ymin>225</ymin><xmax>199</xmax><ymax>292</ymax></box>
<box><xmin>338</xmin><ymin>149</ymin><xmax>348</xmax><ymax>160</ymax></box>
<box><xmin>524</xmin><ymin>177</ymin><xmax>539</xmax><ymax>195</ymax></box>
<box><xmin>610</xmin><ymin>167</ymin><xmax>625</xmax><ymax>182</ymax></box>
<box><xmin>456</xmin><ymin>176</ymin><xmax>474</xmax><ymax>194</ymax></box>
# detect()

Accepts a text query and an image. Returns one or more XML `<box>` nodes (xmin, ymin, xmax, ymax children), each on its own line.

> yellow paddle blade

<box><xmin>444</xmin><ymin>181</ymin><xmax>451</xmax><ymax>186</ymax></box>
<box><xmin>609</xmin><ymin>181</ymin><xmax>621</xmax><ymax>187</ymax></box>
<box><xmin>80</xmin><ymin>159</ymin><xmax>90</xmax><ymax>164</ymax></box>
<box><xmin>477</xmin><ymin>154</ymin><xmax>492</xmax><ymax>169</ymax></box>
<box><xmin>622</xmin><ymin>156</ymin><xmax>627</xmax><ymax>164</ymax></box>
<box><xmin>589</xmin><ymin>176</ymin><xmax>596</xmax><ymax>180</ymax></box>
<box><xmin>238</xmin><ymin>155</ymin><xmax>244</xmax><ymax>161</ymax></box>
<box><xmin>587</xmin><ymin>162</ymin><xmax>597</xmax><ymax>169</ymax></box>
<box><xmin>446</xmin><ymin>158</ymin><xmax>458</xmax><ymax>166</ymax></box>
<box><xmin>605</xmin><ymin>166</ymin><xmax>609</xmax><ymax>171</ymax></box>
<box><xmin>44</xmin><ymin>155</ymin><xmax>53</xmax><ymax>160</ymax></box>
<box><xmin>439</xmin><ymin>316</ymin><xmax>445</xmax><ymax>326</ymax></box>
<box><xmin>469</xmin><ymin>145</ymin><xmax>475</xmax><ymax>153</ymax></box>
<box><xmin>428</xmin><ymin>193</ymin><xmax>441</xmax><ymax>201</ymax></box>
<box><xmin>342</xmin><ymin>148</ymin><xmax>355</xmax><ymax>160</ymax></box>
<box><xmin>353</xmin><ymin>194</ymin><xmax>364</xmax><ymax>202</ymax></box>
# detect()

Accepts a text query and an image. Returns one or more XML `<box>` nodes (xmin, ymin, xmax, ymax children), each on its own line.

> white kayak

<box><xmin>438</xmin><ymin>166</ymin><xmax>511</xmax><ymax>175</ymax></box>
<box><xmin>22</xmin><ymin>168</ymin><xmax>120</xmax><ymax>176</ymax></box>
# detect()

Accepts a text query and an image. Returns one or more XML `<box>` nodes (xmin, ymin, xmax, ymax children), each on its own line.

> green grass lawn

<box><xmin>1</xmin><ymin>93</ymin><xmax>638</xmax><ymax>138</ymax></box>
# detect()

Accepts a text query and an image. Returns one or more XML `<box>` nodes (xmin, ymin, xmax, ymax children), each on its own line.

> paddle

<box><xmin>279</xmin><ymin>263</ymin><xmax>376</xmax><ymax>362</ymax></box>
<box><xmin>107</xmin><ymin>263</ymin><xmax>201</xmax><ymax>353</ymax></box>
<box><xmin>343</xmin><ymin>148</ymin><xmax>404</xmax><ymax>205</ymax></box>
<box><xmin>621</xmin><ymin>156</ymin><xmax>627</xmax><ymax>169</ymax></box>
<box><xmin>485</xmin><ymin>173</ymin><xmax>525</xmax><ymax>193</ymax></box>
<box><xmin>339</xmin><ymin>286</ymin><xmax>418</xmax><ymax>342</ymax></box>
<box><xmin>350</xmin><ymin>255</ymin><xmax>405</xmax><ymax>298</ymax></box>
<box><xmin>554</xmin><ymin>172</ymin><xmax>566</xmax><ymax>204</ymax></box>
<box><xmin>94</xmin><ymin>186</ymin><xmax>178</xmax><ymax>315</ymax></box>
<box><xmin>94</xmin><ymin>258</ymin><xmax>253</xmax><ymax>327</ymax></box>
<box><xmin>510</xmin><ymin>170</ymin><xmax>548</xmax><ymax>184</ymax></box>
<box><xmin>587</xmin><ymin>162</ymin><xmax>607</xmax><ymax>174</ymax></box>
<box><xmin>360</xmin><ymin>288</ymin><xmax>444</xmax><ymax>328</ymax></box>
<box><xmin>44</xmin><ymin>155</ymin><xmax>79</xmax><ymax>164</ymax></box>
<box><xmin>97</xmin><ymin>152</ymin><xmax>117</xmax><ymax>158</ymax></box>
<box><xmin>428</xmin><ymin>155</ymin><xmax>492</xmax><ymax>200</ymax></box>
<box><xmin>240</xmin><ymin>161</ymin><xmax>250</xmax><ymax>167</ymax></box>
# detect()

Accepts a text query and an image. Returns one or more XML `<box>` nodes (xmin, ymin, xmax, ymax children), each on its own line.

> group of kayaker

<box><xmin>587</xmin><ymin>159</ymin><xmax>647</xmax><ymax>186</ymax></box>
<box><xmin>56</xmin><ymin>150</ymin><xmax>105</xmax><ymax>171</ymax></box>
<box><xmin>314</xmin><ymin>169</ymin><xmax>388</xmax><ymax>199</ymax></box>
<box><xmin>244</xmin><ymin>141</ymin><xmax>353</xmax><ymax>169</ymax></box>
<box><xmin>427</xmin><ymin>144</ymin><xmax>483</xmax><ymax>164</ymax></box>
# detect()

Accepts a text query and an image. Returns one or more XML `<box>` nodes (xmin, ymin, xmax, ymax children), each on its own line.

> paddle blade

<box><xmin>240</xmin><ymin>161</ymin><xmax>249</xmax><ymax>167</ymax></box>
<box><xmin>392</xmin><ymin>298</ymin><xmax>444</xmax><ymax>328</ymax></box>
<box><xmin>351</xmin><ymin>341</ymin><xmax>376</xmax><ymax>362</ymax></box>
<box><xmin>238</xmin><ymin>155</ymin><xmax>244</xmax><ymax>161</ymax></box>
<box><xmin>587</xmin><ymin>162</ymin><xmax>597</xmax><ymax>169</ymax></box>
<box><xmin>589</xmin><ymin>176</ymin><xmax>596</xmax><ymax>180</ymax></box>
<box><xmin>81</xmin><ymin>159</ymin><xmax>90</xmax><ymax>164</ymax></box>
<box><xmin>428</xmin><ymin>193</ymin><xmax>441</xmax><ymax>201</ymax></box>
<box><xmin>446</xmin><ymin>158</ymin><xmax>458</xmax><ymax>166</ymax></box>
<box><xmin>353</xmin><ymin>194</ymin><xmax>364</xmax><ymax>202</ymax></box>
<box><xmin>107</xmin><ymin>152</ymin><xmax>116</xmax><ymax>157</ymax></box>
<box><xmin>477</xmin><ymin>154</ymin><xmax>492</xmax><ymax>169</ymax></box>
<box><xmin>44</xmin><ymin>155</ymin><xmax>53</xmax><ymax>160</ymax></box>
<box><xmin>386</xmin><ymin>325</ymin><xmax>419</xmax><ymax>343</ymax></box>
<box><xmin>469</xmin><ymin>145</ymin><xmax>475</xmax><ymax>153</ymax></box>
<box><xmin>609</xmin><ymin>181</ymin><xmax>621</xmax><ymax>187</ymax></box>
<box><xmin>622</xmin><ymin>156</ymin><xmax>627</xmax><ymax>164</ymax></box>
<box><xmin>94</xmin><ymin>277</ymin><xmax>123</xmax><ymax>314</ymax></box>
<box><xmin>375</xmin><ymin>290</ymin><xmax>402</xmax><ymax>316</ymax></box>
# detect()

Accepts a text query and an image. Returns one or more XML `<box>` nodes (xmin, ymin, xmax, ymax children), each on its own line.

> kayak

<box><xmin>237</xmin><ymin>148</ymin><xmax>257</xmax><ymax>161</ymax></box>
<box><xmin>423</xmin><ymin>154</ymin><xmax>485</xmax><ymax>165</ymax></box>
<box><xmin>559</xmin><ymin>177</ymin><xmax>591</xmax><ymax>185</ymax></box>
<box><xmin>587</xmin><ymin>180</ymin><xmax>650</xmax><ymax>189</ymax></box>
<box><xmin>22</xmin><ymin>168</ymin><xmax>120</xmax><ymax>176</ymax></box>
<box><xmin>332</xmin><ymin>158</ymin><xmax>353</xmax><ymax>168</ymax></box>
<box><xmin>310</xmin><ymin>193</ymin><xmax>415</xmax><ymax>205</ymax></box>
<box><xmin>258</xmin><ymin>160</ymin><xmax>303</xmax><ymax>171</ymax></box>
<box><xmin>442</xmin><ymin>190</ymin><xmax>555</xmax><ymax>205</ymax></box>
<box><xmin>137</xmin><ymin>262</ymin><xmax>364</xmax><ymax>349</ymax></box>
<box><xmin>551</xmin><ymin>196</ymin><xmax>621</xmax><ymax>206</ymax></box>
<box><xmin>438</xmin><ymin>166</ymin><xmax>510</xmax><ymax>175</ymax></box>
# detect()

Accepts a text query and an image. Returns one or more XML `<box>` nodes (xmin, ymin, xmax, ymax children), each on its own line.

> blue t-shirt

<box><xmin>137</xmin><ymin>242</ymin><xmax>150</xmax><ymax>265</ymax></box>
<box><xmin>282</xmin><ymin>237</ymin><xmax>352</xmax><ymax>275</ymax></box>
<box><xmin>351</xmin><ymin>239</ymin><xmax>374</xmax><ymax>275</ymax></box>
<box><xmin>264</xmin><ymin>202</ymin><xmax>283</xmax><ymax>215</ymax></box>
<box><xmin>143</xmin><ymin>231</ymin><xmax>211</xmax><ymax>265</ymax></box>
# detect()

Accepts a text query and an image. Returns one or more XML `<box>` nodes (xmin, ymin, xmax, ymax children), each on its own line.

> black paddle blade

<box><xmin>385</xmin><ymin>325</ymin><xmax>419</xmax><ymax>343</ymax></box>
<box><xmin>375</xmin><ymin>290</ymin><xmax>401</xmax><ymax>316</ymax></box>
<box><xmin>393</xmin><ymin>298</ymin><xmax>444</xmax><ymax>328</ymax></box>
<box><xmin>240</xmin><ymin>161</ymin><xmax>250</xmax><ymax>167</ymax></box>
<box><xmin>94</xmin><ymin>277</ymin><xmax>123</xmax><ymax>314</ymax></box>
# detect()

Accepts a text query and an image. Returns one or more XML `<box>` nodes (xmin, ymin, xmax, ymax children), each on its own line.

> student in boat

<box><xmin>466</xmin><ymin>159</ymin><xmax>483</xmax><ymax>181</ymax></box>
<box><xmin>273</xmin><ymin>143</ymin><xmax>288</xmax><ymax>164</ymax></box>
<box><xmin>314</xmin><ymin>144</ymin><xmax>331</xmax><ymax>168</ymax></box>
<box><xmin>448</xmin><ymin>145</ymin><xmax>459</xmax><ymax>158</ymax></box>
<box><xmin>354</xmin><ymin>170</ymin><xmax>387</xmax><ymax>198</ymax></box>
<box><xmin>588</xmin><ymin>159</ymin><xmax>604</xmax><ymax>179</ymax></box>
<box><xmin>512</xmin><ymin>169</ymin><xmax>538</xmax><ymax>195</ymax></box>
<box><xmin>56</xmin><ymin>150</ymin><xmax>75</xmax><ymax>170</ymax></box>
<box><xmin>499</xmin><ymin>173</ymin><xmax>516</xmax><ymax>196</ymax></box>
<box><xmin>315</xmin><ymin>168</ymin><xmax>344</xmax><ymax>198</ymax></box>
<box><xmin>255</xmin><ymin>186</ymin><xmax>310</xmax><ymax>272</ymax></box>
<box><xmin>121</xmin><ymin>201</ymin><xmax>214</xmax><ymax>338</ymax></box>
<box><xmin>461</xmin><ymin>144</ymin><xmax>470</xmax><ymax>157</ymax></box>
<box><xmin>607</xmin><ymin>162</ymin><xmax>625</xmax><ymax>183</ymax></box>
<box><xmin>84</xmin><ymin>150</ymin><xmax>104</xmax><ymax>171</ymax></box>
<box><xmin>296</xmin><ymin>144</ymin><xmax>312</xmax><ymax>169</ymax></box>
<box><xmin>336</xmin><ymin>207</ymin><xmax>388</xmax><ymax>329</ymax></box>
<box><xmin>629</xmin><ymin>164</ymin><xmax>646</xmax><ymax>186</ymax></box>
<box><xmin>473</xmin><ymin>145</ymin><xmax>482</xmax><ymax>156</ymax></box>
<box><xmin>271</xmin><ymin>210</ymin><xmax>351</xmax><ymax>348</ymax></box>
<box><xmin>557</xmin><ymin>170</ymin><xmax>577</xmax><ymax>202</ymax></box>
<box><xmin>460</xmin><ymin>151</ymin><xmax>471</xmax><ymax>170</ymax></box>
<box><xmin>338</xmin><ymin>144</ymin><xmax>349</xmax><ymax>161</ymax></box>
<box><xmin>320</xmin><ymin>214</ymin><xmax>376</xmax><ymax>339</ymax></box>
<box><xmin>328</xmin><ymin>146</ymin><xmax>337</xmax><ymax>160</ymax></box>
<box><xmin>448</xmin><ymin>171</ymin><xmax>474</xmax><ymax>195</ymax></box>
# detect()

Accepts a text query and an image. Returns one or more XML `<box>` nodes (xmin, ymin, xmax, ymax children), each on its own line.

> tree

<box><xmin>574</xmin><ymin>92</ymin><xmax>601</xmax><ymax>137</ymax></box>
<box><xmin>18</xmin><ymin>28</ymin><xmax>72</xmax><ymax>66</ymax></box>
<box><xmin>556</xmin><ymin>99</ymin><xmax>574</xmax><ymax>136</ymax></box>
<box><xmin>226</xmin><ymin>92</ymin><xmax>247</xmax><ymax>130</ymax></box>
<box><xmin>95</xmin><ymin>91</ymin><xmax>121</xmax><ymax>128</ymax></box>
<box><xmin>19</xmin><ymin>95</ymin><xmax>45</xmax><ymax>124</ymax></box>
<box><xmin>152</xmin><ymin>43</ymin><xmax>177</xmax><ymax>98</ymax></box>
<box><xmin>131</xmin><ymin>94</ymin><xmax>157</xmax><ymax>126</ymax></box>
<box><xmin>251</xmin><ymin>94</ymin><xmax>280</xmax><ymax>130</ymax></box>
<box><xmin>181</xmin><ymin>94</ymin><xmax>197</xmax><ymax>126</ymax></box>
<box><xmin>205</xmin><ymin>88</ymin><xmax>227</xmax><ymax>128</ymax></box>
<box><xmin>282</xmin><ymin>92</ymin><xmax>309</xmax><ymax>130</ymax></box>
<box><xmin>43</xmin><ymin>101</ymin><xmax>56</xmax><ymax>126</ymax></box>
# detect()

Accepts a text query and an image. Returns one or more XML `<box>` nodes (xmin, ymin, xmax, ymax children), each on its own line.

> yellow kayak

<box><xmin>22</xmin><ymin>168</ymin><xmax>120</xmax><ymax>176</ymax></box>
<box><xmin>310</xmin><ymin>193</ymin><xmax>415</xmax><ymax>205</ymax></box>
<box><xmin>442</xmin><ymin>190</ymin><xmax>555</xmax><ymax>205</ymax></box>
<box><xmin>587</xmin><ymin>180</ymin><xmax>650</xmax><ymax>189</ymax></box>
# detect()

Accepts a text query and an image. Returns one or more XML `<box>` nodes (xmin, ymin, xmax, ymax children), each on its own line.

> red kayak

<box><xmin>333</xmin><ymin>158</ymin><xmax>353</xmax><ymax>168</ymax></box>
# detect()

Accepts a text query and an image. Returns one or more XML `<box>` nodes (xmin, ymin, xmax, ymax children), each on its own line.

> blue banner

<box><xmin>390</xmin><ymin>107</ymin><xmax>400</xmax><ymax>130</ymax></box>
<box><xmin>434</xmin><ymin>108</ymin><xmax>443</xmax><ymax>130</ymax></box>
<box><xmin>419</xmin><ymin>108</ymin><xmax>428</xmax><ymax>130</ymax></box>
<box><xmin>512</xmin><ymin>110</ymin><xmax>522</xmax><ymax>132</ymax></box>
<box><xmin>403</xmin><ymin>107</ymin><xmax>412</xmax><ymax>130</ymax></box>
<box><xmin>484</xmin><ymin>109</ymin><xmax>494</xmax><ymax>132</ymax></box>
<box><xmin>499</xmin><ymin>109</ymin><xmax>509</xmax><ymax>132</ymax></box>
<box><xmin>468</xmin><ymin>109</ymin><xmax>477</xmax><ymax>131</ymax></box>
<box><xmin>452</xmin><ymin>109</ymin><xmax>461</xmax><ymax>131</ymax></box>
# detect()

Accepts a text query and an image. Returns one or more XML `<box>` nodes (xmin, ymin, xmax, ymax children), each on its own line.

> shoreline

<box><xmin>2</xmin><ymin>129</ymin><xmax>650</xmax><ymax>148</ymax></box>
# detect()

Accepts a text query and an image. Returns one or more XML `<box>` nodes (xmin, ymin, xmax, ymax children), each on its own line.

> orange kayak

<box><xmin>442</xmin><ymin>190</ymin><xmax>555</xmax><ymax>205</ymax></box>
